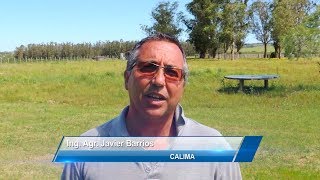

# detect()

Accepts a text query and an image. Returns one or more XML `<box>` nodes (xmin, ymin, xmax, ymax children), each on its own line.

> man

<box><xmin>62</xmin><ymin>33</ymin><xmax>242</xmax><ymax>179</ymax></box>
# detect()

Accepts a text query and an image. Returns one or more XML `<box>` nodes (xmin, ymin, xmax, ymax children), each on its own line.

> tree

<box><xmin>14</xmin><ymin>45</ymin><xmax>26</xmax><ymax>60</ymax></box>
<box><xmin>235</xmin><ymin>1</ymin><xmax>250</xmax><ymax>54</ymax></box>
<box><xmin>219</xmin><ymin>0</ymin><xmax>249</xmax><ymax>60</ymax></box>
<box><xmin>283</xmin><ymin>5</ymin><xmax>320</xmax><ymax>58</ymax></box>
<box><xmin>249</xmin><ymin>0</ymin><xmax>272</xmax><ymax>58</ymax></box>
<box><xmin>141</xmin><ymin>1</ymin><xmax>182</xmax><ymax>38</ymax></box>
<box><xmin>184</xmin><ymin>0</ymin><xmax>220</xmax><ymax>58</ymax></box>
<box><xmin>271</xmin><ymin>0</ymin><xmax>314</xmax><ymax>58</ymax></box>
<box><xmin>181</xmin><ymin>41</ymin><xmax>197</xmax><ymax>57</ymax></box>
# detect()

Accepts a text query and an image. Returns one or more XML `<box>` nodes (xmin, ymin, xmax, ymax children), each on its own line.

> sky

<box><xmin>0</xmin><ymin>0</ymin><xmax>258</xmax><ymax>52</ymax></box>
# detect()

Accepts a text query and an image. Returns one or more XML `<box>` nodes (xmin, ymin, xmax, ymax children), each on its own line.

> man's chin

<box><xmin>142</xmin><ymin>108</ymin><xmax>168</xmax><ymax>119</ymax></box>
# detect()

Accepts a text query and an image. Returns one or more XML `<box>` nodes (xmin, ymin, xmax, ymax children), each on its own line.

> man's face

<box><xmin>125</xmin><ymin>40</ymin><xmax>185</xmax><ymax>120</ymax></box>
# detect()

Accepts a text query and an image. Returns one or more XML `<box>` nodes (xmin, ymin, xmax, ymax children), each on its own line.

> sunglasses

<box><xmin>132</xmin><ymin>61</ymin><xmax>184</xmax><ymax>82</ymax></box>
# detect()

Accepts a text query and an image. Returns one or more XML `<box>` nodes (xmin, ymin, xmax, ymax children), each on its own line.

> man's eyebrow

<box><xmin>138</xmin><ymin>59</ymin><xmax>180</xmax><ymax>68</ymax></box>
<box><xmin>164</xmin><ymin>64</ymin><xmax>175</xmax><ymax>68</ymax></box>
<box><xmin>164</xmin><ymin>63</ymin><xmax>182</xmax><ymax>69</ymax></box>
<box><xmin>136</xmin><ymin>59</ymin><xmax>157</xmax><ymax>63</ymax></box>
<box><xmin>149</xmin><ymin>60</ymin><xmax>158</xmax><ymax>64</ymax></box>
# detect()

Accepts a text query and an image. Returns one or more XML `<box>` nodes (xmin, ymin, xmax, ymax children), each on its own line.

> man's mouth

<box><xmin>145</xmin><ymin>93</ymin><xmax>166</xmax><ymax>101</ymax></box>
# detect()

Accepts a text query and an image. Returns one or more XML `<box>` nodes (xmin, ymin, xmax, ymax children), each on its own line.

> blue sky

<box><xmin>0</xmin><ymin>0</ymin><xmax>258</xmax><ymax>52</ymax></box>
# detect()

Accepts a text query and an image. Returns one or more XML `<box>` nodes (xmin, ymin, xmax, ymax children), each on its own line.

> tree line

<box><xmin>13</xmin><ymin>40</ymin><xmax>196</xmax><ymax>61</ymax></box>
<box><xmin>14</xmin><ymin>41</ymin><xmax>135</xmax><ymax>60</ymax></box>
<box><xmin>142</xmin><ymin>0</ymin><xmax>319</xmax><ymax>59</ymax></box>
<box><xmin>14</xmin><ymin>0</ymin><xmax>319</xmax><ymax>60</ymax></box>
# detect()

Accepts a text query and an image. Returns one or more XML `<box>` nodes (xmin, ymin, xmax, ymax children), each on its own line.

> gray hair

<box><xmin>126</xmin><ymin>33</ymin><xmax>189</xmax><ymax>83</ymax></box>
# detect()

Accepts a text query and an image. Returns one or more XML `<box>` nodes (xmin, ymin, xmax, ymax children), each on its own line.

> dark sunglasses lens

<box><xmin>165</xmin><ymin>68</ymin><xmax>180</xmax><ymax>78</ymax></box>
<box><xmin>136</xmin><ymin>61</ymin><xmax>183</xmax><ymax>81</ymax></box>
<box><xmin>139</xmin><ymin>62</ymin><xmax>158</xmax><ymax>73</ymax></box>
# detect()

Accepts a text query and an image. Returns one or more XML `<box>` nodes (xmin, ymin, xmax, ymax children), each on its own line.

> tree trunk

<box><xmin>209</xmin><ymin>47</ymin><xmax>217</xmax><ymax>59</ymax></box>
<box><xmin>231</xmin><ymin>41</ymin><xmax>235</xmax><ymax>60</ymax></box>
<box><xmin>212</xmin><ymin>53</ymin><xmax>216</xmax><ymax>59</ymax></box>
<box><xmin>278</xmin><ymin>46</ymin><xmax>281</xmax><ymax>59</ymax></box>
<box><xmin>223</xmin><ymin>43</ymin><xmax>228</xmax><ymax>60</ymax></box>
<box><xmin>263</xmin><ymin>43</ymin><xmax>267</xmax><ymax>58</ymax></box>
<box><xmin>273</xmin><ymin>41</ymin><xmax>281</xmax><ymax>59</ymax></box>
<box><xmin>199</xmin><ymin>51</ymin><xmax>206</xmax><ymax>59</ymax></box>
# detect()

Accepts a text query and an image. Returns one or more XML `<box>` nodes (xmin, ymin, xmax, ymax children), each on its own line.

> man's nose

<box><xmin>151</xmin><ymin>68</ymin><xmax>165</xmax><ymax>87</ymax></box>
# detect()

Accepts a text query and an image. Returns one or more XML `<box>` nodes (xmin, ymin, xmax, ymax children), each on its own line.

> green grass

<box><xmin>0</xmin><ymin>59</ymin><xmax>319</xmax><ymax>179</ymax></box>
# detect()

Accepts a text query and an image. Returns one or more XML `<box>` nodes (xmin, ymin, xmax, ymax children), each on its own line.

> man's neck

<box><xmin>125</xmin><ymin>107</ymin><xmax>176</xmax><ymax>137</ymax></box>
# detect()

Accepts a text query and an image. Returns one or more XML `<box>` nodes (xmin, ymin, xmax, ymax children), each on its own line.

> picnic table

<box><xmin>224</xmin><ymin>74</ymin><xmax>279</xmax><ymax>91</ymax></box>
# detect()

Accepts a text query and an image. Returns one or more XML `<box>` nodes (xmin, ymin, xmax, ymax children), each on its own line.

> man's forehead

<box><xmin>140</xmin><ymin>40</ymin><xmax>181</xmax><ymax>52</ymax></box>
<box><xmin>137</xmin><ymin>40</ymin><xmax>184</xmax><ymax>65</ymax></box>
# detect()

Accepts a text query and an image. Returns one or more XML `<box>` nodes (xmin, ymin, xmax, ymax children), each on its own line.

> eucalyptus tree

<box><xmin>185</xmin><ymin>0</ymin><xmax>221</xmax><ymax>58</ymax></box>
<box><xmin>283</xmin><ymin>5</ymin><xmax>320</xmax><ymax>58</ymax></box>
<box><xmin>271</xmin><ymin>0</ymin><xmax>314</xmax><ymax>58</ymax></box>
<box><xmin>14</xmin><ymin>45</ymin><xmax>26</xmax><ymax>60</ymax></box>
<box><xmin>249</xmin><ymin>0</ymin><xmax>272</xmax><ymax>58</ymax></box>
<box><xmin>141</xmin><ymin>1</ymin><xmax>183</xmax><ymax>38</ymax></box>
<box><xmin>219</xmin><ymin>0</ymin><xmax>249</xmax><ymax>60</ymax></box>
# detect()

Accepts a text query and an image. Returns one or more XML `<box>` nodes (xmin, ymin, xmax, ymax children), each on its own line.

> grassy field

<box><xmin>239</xmin><ymin>44</ymin><xmax>274</xmax><ymax>54</ymax></box>
<box><xmin>0</xmin><ymin>58</ymin><xmax>319</xmax><ymax>179</ymax></box>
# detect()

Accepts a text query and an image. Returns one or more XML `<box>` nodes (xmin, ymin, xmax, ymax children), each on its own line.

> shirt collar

<box><xmin>174</xmin><ymin>104</ymin><xmax>186</xmax><ymax>135</ymax></box>
<box><xmin>108</xmin><ymin>106</ymin><xmax>130</xmax><ymax>136</ymax></box>
<box><xmin>109</xmin><ymin>105</ymin><xmax>187</xmax><ymax>137</ymax></box>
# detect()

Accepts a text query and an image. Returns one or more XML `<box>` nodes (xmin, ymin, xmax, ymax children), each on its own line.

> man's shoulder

<box><xmin>81</xmin><ymin>106</ymin><xmax>129</xmax><ymax>137</ymax></box>
<box><xmin>80</xmin><ymin>118</ymin><xmax>115</xmax><ymax>136</ymax></box>
<box><xmin>182</xmin><ymin>117</ymin><xmax>223</xmax><ymax>136</ymax></box>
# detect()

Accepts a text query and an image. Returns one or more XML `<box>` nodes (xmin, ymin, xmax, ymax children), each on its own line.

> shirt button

<box><xmin>145</xmin><ymin>167</ymin><xmax>151</xmax><ymax>173</ymax></box>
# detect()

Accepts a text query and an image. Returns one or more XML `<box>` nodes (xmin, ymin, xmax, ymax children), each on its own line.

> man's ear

<box><xmin>124</xmin><ymin>71</ymin><xmax>129</xmax><ymax>90</ymax></box>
